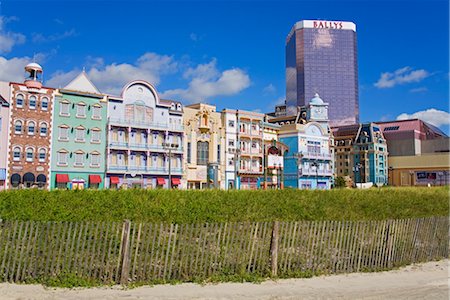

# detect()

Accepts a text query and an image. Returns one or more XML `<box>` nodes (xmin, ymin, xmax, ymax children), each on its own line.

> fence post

<box><xmin>120</xmin><ymin>219</ymin><xmax>131</xmax><ymax>285</ymax></box>
<box><xmin>270</xmin><ymin>221</ymin><xmax>279</xmax><ymax>277</ymax></box>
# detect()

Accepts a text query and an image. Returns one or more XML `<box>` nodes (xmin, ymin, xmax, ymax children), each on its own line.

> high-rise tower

<box><xmin>286</xmin><ymin>20</ymin><xmax>359</xmax><ymax>126</ymax></box>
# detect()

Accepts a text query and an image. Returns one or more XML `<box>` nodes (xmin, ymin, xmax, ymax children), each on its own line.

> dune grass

<box><xmin>0</xmin><ymin>187</ymin><xmax>447</xmax><ymax>223</ymax></box>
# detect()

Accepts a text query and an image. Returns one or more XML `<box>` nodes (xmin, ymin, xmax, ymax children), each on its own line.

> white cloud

<box><xmin>47</xmin><ymin>52</ymin><xmax>178</xmax><ymax>95</ymax></box>
<box><xmin>396</xmin><ymin>108</ymin><xmax>450</xmax><ymax>128</ymax></box>
<box><xmin>161</xmin><ymin>59</ymin><xmax>250</xmax><ymax>102</ymax></box>
<box><xmin>32</xmin><ymin>29</ymin><xmax>77</xmax><ymax>43</ymax></box>
<box><xmin>409</xmin><ymin>87</ymin><xmax>428</xmax><ymax>93</ymax></box>
<box><xmin>263</xmin><ymin>83</ymin><xmax>276</xmax><ymax>95</ymax></box>
<box><xmin>0</xmin><ymin>56</ymin><xmax>31</xmax><ymax>82</ymax></box>
<box><xmin>0</xmin><ymin>17</ymin><xmax>26</xmax><ymax>54</ymax></box>
<box><xmin>374</xmin><ymin>66</ymin><xmax>429</xmax><ymax>88</ymax></box>
<box><xmin>190</xmin><ymin>33</ymin><xmax>199</xmax><ymax>41</ymax></box>
<box><xmin>313</xmin><ymin>29</ymin><xmax>333</xmax><ymax>48</ymax></box>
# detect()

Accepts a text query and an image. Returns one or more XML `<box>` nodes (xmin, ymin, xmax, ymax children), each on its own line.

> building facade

<box><xmin>50</xmin><ymin>72</ymin><xmax>108</xmax><ymax>190</ymax></box>
<box><xmin>106</xmin><ymin>80</ymin><xmax>183</xmax><ymax>189</ymax></box>
<box><xmin>261</xmin><ymin>121</ymin><xmax>288</xmax><ymax>189</ymax></box>
<box><xmin>286</xmin><ymin>20</ymin><xmax>359</xmax><ymax>126</ymax></box>
<box><xmin>272</xmin><ymin>94</ymin><xmax>334</xmax><ymax>189</ymax></box>
<box><xmin>375</xmin><ymin>119</ymin><xmax>449</xmax><ymax>186</ymax></box>
<box><xmin>332</xmin><ymin>123</ymin><xmax>388</xmax><ymax>186</ymax></box>
<box><xmin>183</xmin><ymin>103</ymin><xmax>225</xmax><ymax>189</ymax></box>
<box><xmin>6</xmin><ymin>63</ymin><xmax>54</xmax><ymax>189</ymax></box>
<box><xmin>0</xmin><ymin>82</ymin><xmax>10</xmax><ymax>190</ymax></box>
<box><xmin>222</xmin><ymin>109</ymin><xmax>264</xmax><ymax>190</ymax></box>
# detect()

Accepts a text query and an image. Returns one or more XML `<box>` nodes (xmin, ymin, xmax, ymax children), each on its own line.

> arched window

<box><xmin>26</xmin><ymin>147</ymin><xmax>34</xmax><ymax>162</ymax></box>
<box><xmin>38</xmin><ymin>148</ymin><xmax>46</xmax><ymax>162</ymax></box>
<box><xmin>14</xmin><ymin>120</ymin><xmax>23</xmax><ymax>134</ymax></box>
<box><xmin>13</xmin><ymin>146</ymin><xmax>21</xmax><ymax>161</ymax></box>
<box><xmin>16</xmin><ymin>94</ymin><xmax>24</xmax><ymax>108</ymax></box>
<box><xmin>197</xmin><ymin>141</ymin><xmax>209</xmax><ymax>165</ymax></box>
<box><xmin>27</xmin><ymin>121</ymin><xmax>36</xmax><ymax>135</ymax></box>
<box><xmin>41</xmin><ymin>97</ymin><xmax>49</xmax><ymax>111</ymax></box>
<box><xmin>29</xmin><ymin>96</ymin><xmax>37</xmax><ymax>109</ymax></box>
<box><xmin>39</xmin><ymin>122</ymin><xmax>48</xmax><ymax>136</ymax></box>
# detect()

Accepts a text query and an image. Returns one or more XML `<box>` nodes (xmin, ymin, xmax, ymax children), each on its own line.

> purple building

<box><xmin>286</xmin><ymin>20</ymin><xmax>359</xmax><ymax>126</ymax></box>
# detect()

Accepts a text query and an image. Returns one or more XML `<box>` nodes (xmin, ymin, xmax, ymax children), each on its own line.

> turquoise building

<box><xmin>50</xmin><ymin>72</ymin><xmax>108</xmax><ymax>189</ymax></box>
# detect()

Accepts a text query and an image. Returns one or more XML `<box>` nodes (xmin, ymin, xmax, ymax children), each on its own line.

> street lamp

<box><xmin>163</xmin><ymin>141</ymin><xmax>179</xmax><ymax>189</ymax></box>
<box><xmin>311</xmin><ymin>160</ymin><xmax>319</xmax><ymax>190</ymax></box>
<box><xmin>353</xmin><ymin>162</ymin><xmax>362</xmax><ymax>188</ymax></box>
<box><xmin>293</xmin><ymin>152</ymin><xmax>303</xmax><ymax>189</ymax></box>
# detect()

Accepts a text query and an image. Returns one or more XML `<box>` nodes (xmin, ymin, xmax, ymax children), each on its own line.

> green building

<box><xmin>50</xmin><ymin>72</ymin><xmax>108</xmax><ymax>189</ymax></box>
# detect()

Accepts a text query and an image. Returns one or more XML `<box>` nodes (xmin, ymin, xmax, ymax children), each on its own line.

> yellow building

<box><xmin>388</xmin><ymin>153</ymin><xmax>450</xmax><ymax>186</ymax></box>
<box><xmin>183</xmin><ymin>103</ymin><xmax>225</xmax><ymax>189</ymax></box>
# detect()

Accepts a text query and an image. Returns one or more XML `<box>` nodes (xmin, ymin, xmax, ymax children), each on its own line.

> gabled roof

<box><xmin>64</xmin><ymin>71</ymin><xmax>101</xmax><ymax>94</ymax></box>
<box><xmin>0</xmin><ymin>93</ymin><xmax>8</xmax><ymax>107</ymax></box>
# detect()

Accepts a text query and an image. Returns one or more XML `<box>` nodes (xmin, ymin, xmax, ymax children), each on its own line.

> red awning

<box><xmin>56</xmin><ymin>174</ymin><xmax>69</xmax><ymax>183</ymax></box>
<box><xmin>171</xmin><ymin>178</ymin><xmax>181</xmax><ymax>185</ymax></box>
<box><xmin>89</xmin><ymin>175</ymin><xmax>102</xmax><ymax>184</ymax></box>
<box><xmin>157</xmin><ymin>177</ymin><xmax>166</xmax><ymax>185</ymax></box>
<box><xmin>110</xmin><ymin>176</ymin><xmax>120</xmax><ymax>185</ymax></box>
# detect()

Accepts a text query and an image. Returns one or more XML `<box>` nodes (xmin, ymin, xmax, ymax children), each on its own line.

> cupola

<box><xmin>24</xmin><ymin>62</ymin><xmax>43</xmax><ymax>89</ymax></box>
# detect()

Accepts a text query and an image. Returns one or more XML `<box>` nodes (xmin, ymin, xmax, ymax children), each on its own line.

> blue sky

<box><xmin>0</xmin><ymin>0</ymin><xmax>448</xmax><ymax>132</ymax></box>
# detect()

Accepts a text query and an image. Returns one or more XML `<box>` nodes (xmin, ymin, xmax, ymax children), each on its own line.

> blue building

<box><xmin>268</xmin><ymin>94</ymin><xmax>334</xmax><ymax>189</ymax></box>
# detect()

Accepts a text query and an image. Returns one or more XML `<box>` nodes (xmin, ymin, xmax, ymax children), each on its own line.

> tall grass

<box><xmin>0</xmin><ymin>187</ymin><xmax>447</xmax><ymax>222</ymax></box>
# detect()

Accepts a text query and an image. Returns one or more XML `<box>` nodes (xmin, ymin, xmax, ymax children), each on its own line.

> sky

<box><xmin>0</xmin><ymin>0</ymin><xmax>449</xmax><ymax>133</ymax></box>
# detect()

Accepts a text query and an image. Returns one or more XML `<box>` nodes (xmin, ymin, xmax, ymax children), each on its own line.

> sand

<box><xmin>0</xmin><ymin>260</ymin><xmax>448</xmax><ymax>300</ymax></box>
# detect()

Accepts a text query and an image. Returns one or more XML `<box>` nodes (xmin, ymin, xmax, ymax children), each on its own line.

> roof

<box><xmin>0</xmin><ymin>94</ymin><xmax>8</xmax><ymax>107</ymax></box>
<box><xmin>64</xmin><ymin>71</ymin><xmax>101</xmax><ymax>94</ymax></box>
<box><xmin>25</xmin><ymin>62</ymin><xmax>43</xmax><ymax>70</ymax></box>
<box><xmin>375</xmin><ymin>119</ymin><xmax>447</xmax><ymax>139</ymax></box>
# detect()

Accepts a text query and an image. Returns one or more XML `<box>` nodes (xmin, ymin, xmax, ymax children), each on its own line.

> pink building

<box><xmin>0</xmin><ymin>82</ymin><xmax>10</xmax><ymax>190</ymax></box>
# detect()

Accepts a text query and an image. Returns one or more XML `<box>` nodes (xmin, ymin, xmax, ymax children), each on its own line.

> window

<box><xmin>76</xmin><ymin>103</ymin><xmax>86</xmax><ymax>118</ymax></box>
<box><xmin>217</xmin><ymin>145</ymin><xmax>221</xmax><ymax>161</ymax></box>
<box><xmin>40</xmin><ymin>123</ymin><xmax>48</xmax><ymax>136</ymax></box>
<box><xmin>57</xmin><ymin>150</ymin><xmax>68</xmax><ymax>166</ymax></box>
<box><xmin>75</xmin><ymin>127</ymin><xmax>85</xmax><ymax>142</ymax></box>
<box><xmin>91</xmin><ymin>129</ymin><xmax>101</xmax><ymax>143</ymax></box>
<box><xmin>90</xmin><ymin>152</ymin><xmax>100</xmax><ymax>167</ymax></box>
<box><xmin>228</xmin><ymin>139</ymin><xmax>235</xmax><ymax>147</ymax></box>
<box><xmin>197</xmin><ymin>141</ymin><xmax>209</xmax><ymax>165</ymax></box>
<box><xmin>27</xmin><ymin>121</ymin><xmax>36</xmax><ymax>135</ymax></box>
<box><xmin>228</xmin><ymin>120</ymin><xmax>235</xmax><ymax>127</ymax></box>
<box><xmin>74</xmin><ymin>152</ymin><xmax>84</xmax><ymax>166</ymax></box>
<box><xmin>14</xmin><ymin>120</ymin><xmax>23</xmax><ymax>134</ymax></box>
<box><xmin>29</xmin><ymin>96</ymin><xmax>36</xmax><ymax>109</ymax></box>
<box><xmin>60</xmin><ymin>101</ymin><xmax>70</xmax><ymax>116</ymax></box>
<box><xmin>58</xmin><ymin>126</ymin><xmax>69</xmax><ymax>141</ymax></box>
<box><xmin>26</xmin><ymin>148</ymin><xmax>34</xmax><ymax>162</ymax></box>
<box><xmin>13</xmin><ymin>147</ymin><xmax>21</xmax><ymax>161</ymax></box>
<box><xmin>187</xmin><ymin>142</ymin><xmax>191</xmax><ymax>163</ymax></box>
<box><xmin>16</xmin><ymin>94</ymin><xmax>24</xmax><ymax>108</ymax></box>
<box><xmin>92</xmin><ymin>105</ymin><xmax>101</xmax><ymax>119</ymax></box>
<box><xmin>38</xmin><ymin>148</ymin><xmax>46</xmax><ymax>162</ymax></box>
<box><xmin>41</xmin><ymin>97</ymin><xmax>48</xmax><ymax>111</ymax></box>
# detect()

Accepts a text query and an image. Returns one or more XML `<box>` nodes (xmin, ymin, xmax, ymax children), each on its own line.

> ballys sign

<box><xmin>313</xmin><ymin>21</ymin><xmax>343</xmax><ymax>29</ymax></box>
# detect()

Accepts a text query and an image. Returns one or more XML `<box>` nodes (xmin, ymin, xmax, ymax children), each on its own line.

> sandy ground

<box><xmin>0</xmin><ymin>260</ymin><xmax>448</xmax><ymax>300</ymax></box>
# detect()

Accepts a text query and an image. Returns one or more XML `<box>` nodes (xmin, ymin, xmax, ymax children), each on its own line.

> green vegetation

<box><xmin>0</xmin><ymin>187</ymin><xmax>447</xmax><ymax>222</ymax></box>
<box><xmin>334</xmin><ymin>176</ymin><xmax>346</xmax><ymax>188</ymax></box>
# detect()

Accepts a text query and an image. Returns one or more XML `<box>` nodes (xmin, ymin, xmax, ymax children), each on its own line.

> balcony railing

<box><xmin>108</xmin><ymin>117</ymin><xmax>184</xmax><ymax>132</ymax></box>
<box><xmin>109</xmin><ymin>142</ymin><xmax>183</xmax><ymax>152</ymax></box>
<box><xmin>299</xmin><ymin>169</ymin><xmax>333</xmax><ymax>176</ymax></box>
<box><xmin>238</xmin><ymin>167</ymin><xmax>263</xmax><ymax>174</ymax></box>
<box><xmin>300</xmin><ymin>152</ymin><xmax>332</xmax><ymax>160</ymax></box>
<box><xmin>107</xmin><ymin>165</ymin><xmax>183</xmax><ymax>174</ymax></box>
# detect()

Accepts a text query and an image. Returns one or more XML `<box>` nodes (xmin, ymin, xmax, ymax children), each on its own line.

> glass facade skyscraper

<box><xmin>286</xmin><ymin>20</ymin><xmax>359</xmax><ymax>126</ymax></box>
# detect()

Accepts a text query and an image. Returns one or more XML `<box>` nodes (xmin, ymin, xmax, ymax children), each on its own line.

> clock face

<box><xmin>315</xmin><ymin>107</ymin><xmax>323</xmax><ymax>114</ymax></box>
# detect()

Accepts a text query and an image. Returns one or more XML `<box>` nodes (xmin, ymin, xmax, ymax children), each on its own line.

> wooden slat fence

<box><xmin>0</xmin><ymin>216</ymin><xmax>447</xmax><ymax>284</ymax></box>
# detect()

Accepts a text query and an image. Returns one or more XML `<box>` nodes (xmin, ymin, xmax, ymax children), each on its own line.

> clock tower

<box><xmin>306</xmin><ymin>93</ymin><xmax>329</xmax><ymax>130</ymax></box>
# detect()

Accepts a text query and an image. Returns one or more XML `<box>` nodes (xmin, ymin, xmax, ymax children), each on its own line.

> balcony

<box><xmin>109</xmin><ymin>141</ymin><xmax>128</xmax><ymax>149</ymax></box>
<box><xmin>238</xmin><ymin>167</ymin><xmax>263</xmax><ymax>174</ymax></box>
<box><xmin>299</xmin><ymin>169</ymin><xmax>333</xmax><ymax>176</ymax></box>
<box><xmin>108</xmin><ymin>142</ymin><xmax>183</xmax><ymax>153</ymax></box>
<box><xmin>301</xmin><ymin>152</ymin><xmax>332</xmax><ymax>160</ymax></box>
<box><xmin>108</xmin><ymin>117</ymin><xmax>184</xmax><ymax>132</ymax></box>
<box><xmin>107</xmin><ymin>165</ymin><xmax>183</xmax><ymax>174</ymax></box>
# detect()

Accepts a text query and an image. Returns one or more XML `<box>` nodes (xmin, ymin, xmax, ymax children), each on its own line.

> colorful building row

<box><xmin>2</xmin><ymin>62</ymin><xmax>446</xmax><ymax>190</ymax></box>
